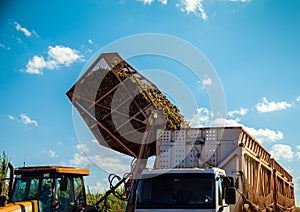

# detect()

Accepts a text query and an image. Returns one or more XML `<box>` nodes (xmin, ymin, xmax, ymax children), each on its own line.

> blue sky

<box><xmin>1</xmin><ymin>0</ymin><xmax>300</xmax><ymax>205</ymax></box>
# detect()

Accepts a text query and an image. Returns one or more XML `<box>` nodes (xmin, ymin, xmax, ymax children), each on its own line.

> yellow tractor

<box><xmin>0</xmin><ymin>165</ymin><xmax>98</xmax><ymax>212</ymax></box>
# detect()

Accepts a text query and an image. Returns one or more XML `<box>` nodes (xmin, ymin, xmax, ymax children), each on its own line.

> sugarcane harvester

<box><xmin>67</xmin><ymin>53</ymin><xmax>295</xmax><ymax>211</ymax></box>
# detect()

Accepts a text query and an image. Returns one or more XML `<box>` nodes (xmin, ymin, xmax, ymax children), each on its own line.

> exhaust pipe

<box><xmin>7</xmin><ymin>162</ymin><xmax>14</xmax><ymax>202</ymax></box>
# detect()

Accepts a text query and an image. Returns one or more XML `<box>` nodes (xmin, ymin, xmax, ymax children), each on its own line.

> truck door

<box><xmin>216</xmin><ymin>174</ymin><xmax>230</xmax><ymax>212</ymax></box>
<box><xmin>39</xmin><ymin>178</ymin><xmax>54</xmax><ymax>212</ymax></box>
<box><xmin>55</xmin><ymin>176</ymin><xmax>74</xmax><ymax>212</ymax></box>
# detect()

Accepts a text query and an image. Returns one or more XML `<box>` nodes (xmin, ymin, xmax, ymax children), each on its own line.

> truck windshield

<box><xmin>136</xmin><ymin>173</ymin><xmax>215</xmax><ymax>209</ymax></box>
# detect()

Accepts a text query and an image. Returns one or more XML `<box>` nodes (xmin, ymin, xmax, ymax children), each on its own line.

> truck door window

<box><xmin>73</xmin><ymin>177</ymin><xmax>86</xmax><ymax>206</ymax></box>
<box><xmin>39</xmin><ymin>178</ymin><xmax>53</xmax><ymax>212</ymax></box>
<box><xmin>28</xmin><ymin>178</ymin><xmax>39</xmax><ymax>199</ymax></box>
<box><xmin>12</xmin><ymin>177</ymin><xmax>40</xmax><ymax>202</ymax></box>
<box><xmin>55</xmin><ymin>176</ymin><xmax>74</xmax><ymax>212</ymax></box>
<box><xmin>12</xmin><ymin>178</ymin><xmax>26</xmax><ymax>202</ymax></box>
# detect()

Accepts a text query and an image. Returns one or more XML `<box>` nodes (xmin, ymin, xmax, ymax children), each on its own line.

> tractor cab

<box><xmin>9</xmin><ymin>166</ymin><xmax>95</xmax><ymax>212</ymax></box>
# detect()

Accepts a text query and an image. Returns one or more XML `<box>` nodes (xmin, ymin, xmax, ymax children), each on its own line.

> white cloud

<box><xmin>49</xmin><ymin>150</ymin><xmax>58</xmax><ymax>158</ymax></box>
<box><xmin>0</xmin><ymin>43</ymin><xmax>10</xmax><ymax>50</ymax></box>
<box><xmin>8</xmin><ymin>113</ymin><xmax>38</xmax><ymax>127</ymax></box>
<box><xmin>32</xmin><ymin>30</ymin><xmax>39</xmax><ymax>38</ymax></box>
<box><xmin>213</xmin><ymin>118</ymin><xmax>283</xmax><ymax>142</ymax></box>
<box><xmin>76</xmin><ymin>144</ymin><xmax>90</xmax><ymax>154</ymax></box>
<box><xmin>256</xmin><ymin>97</ymin><xmax>292</xmax><ymax>113</ymax></box>
<box><xmin>212</xmin><ymin>117</ymin><xmax>242</xmax><ymax>127</ymax></box>
<box><xmin>140</xmin><ymin>0</ymin><xmax>154</xmax><ymax>4</ymax></box>
<box><xmin>24</xmin><ymin>45</ymin><xmax>84</xmax><ymax>75</ymax></box>
<box><xmin>91</xmin><ymin>139</ymin><xmax>98</xmax><ymax>143</ymax></box>
<box><xmin>16</xmin><ymin>37</ymin><xmax>23</xmax><ymax>44</ymax></box>
<box><xmin>8</xmin><ymin>115</ymin><xmax>15</xmax><ymax>120</ymax></box>
<box><xmin>227</xmin><ymin>107</ymin><xmax>248</xmax><ymax>117</ymax></box>
<box><xmin>19</xmin><ymin>113</ymin><xmax>38</xmax><ymax>127</ymax></box>
<box><xmin>69</xmin><ymin>152</ymin><xmax>130</xmax><ymax>175</ymax></box>
<box><xmin>91</xmin><ymin>155</ymin><xmax>130</xmax><ymax>174</ymax></box>
<box><xmin>47</xmin><ymin>45</ymin><xmax>84</xmax><ymax>67</ymax></box>
<box><xmin>202</xmin><ymin>77</ymin><xmax>212</xmax><ymax>86</ymax></box>
<box><xmin>244</xmin><ymin>127</ymin><xmax>283</xmax><ymax>142</ymax></box>
<box><xmin>270</xmin><ymin>144</ymin><xmax>294</xmax><ymax>161</ymax></box>
<box><xmin>228</xmin><ymin>0</ymin><xmax>250</xmax><ymax>2</ymax></box>
<box><xmin>296</xmin><ymin>96</ymin><xmax>300</xmax><ymax>102</ymax></box>
<box><xmin>159</xmin><ymin>0</ymin><xmax>168</xmax><ymax>4</ymax></box>
<box><xmin>188</xmin><ymin>107</ymin><xmax>211</xmax><ymax>127</ymax></box>
<box><xmin>189</xmin><ymin>108</ymin><xmax>284</xmax><ymax>143</ymax></box>
<box><xmin>15</xmin><ymin>22</ymin><xmax>32</xmax><ymax>37</ymax></box>
<box><xmin>137</xmin><ymin>0</ymin><xmax>250</xmax><ymax>19</ymax></box>
<box><xmin>138</xmin><ymin>0</ymin><xmax>167</xmax><ymax>5</ymax></box>
<box><xmin>296</xmin><ymin>146</ymin><xmax>300</xmax><ymax>160</ymax></box>
<box><xmin>25</xmin><ymin>56</ymin><xmax>46</xmax><ymax>75</ymax></box>
<box><xmin>88</xmin><ymin>39</ymin><xmax>93</xmax><ymax>44</ymax></box>
<box><xmin>69</xmin><ymin>153</ymin><xmax>92</xmax><ymax>166</ymax></box>
<box><xmin>177</xmin><ymin>0</ymin><xmax>208</xmax><ymax>20</ymax></box>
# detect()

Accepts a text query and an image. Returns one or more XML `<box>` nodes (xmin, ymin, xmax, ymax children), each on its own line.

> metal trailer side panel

<box><xmin>216</xmin><ymin>128</ymin><xmax>295</xmax><ymax>211</ymax></box>
<box><xmin>270</xmin><ymin>159</ymin><xmax>295</xmax><ymax>211</ymax></box>
<box><xmin>216</xmin><ymin>127</ymin><xmax>277</xmax><ymax>211</ymax></box>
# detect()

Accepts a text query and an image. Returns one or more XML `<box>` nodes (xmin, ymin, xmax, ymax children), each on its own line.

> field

<box><xmin>86</xmin><ymin>187</ymin><xmax>126</xmax><ymax>211</ymax></box>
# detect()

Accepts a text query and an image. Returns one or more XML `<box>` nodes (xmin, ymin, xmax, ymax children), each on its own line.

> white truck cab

<box><xmin>134</xmin><ymin>168</ymin><xmax>234</xmax><ymax>212</ymax></box>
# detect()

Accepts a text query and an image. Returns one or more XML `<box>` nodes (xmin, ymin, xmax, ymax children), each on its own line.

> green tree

<box><xmin>0</xmin><ymin>151</ymin><xmax>9</xmax><ymax>196</ymax></box>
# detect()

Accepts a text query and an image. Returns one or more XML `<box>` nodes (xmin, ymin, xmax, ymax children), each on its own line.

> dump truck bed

<box><xmin>67</xmin><ymin>52</ymin><xmax>187</xmax><ymax>158</ymax></box>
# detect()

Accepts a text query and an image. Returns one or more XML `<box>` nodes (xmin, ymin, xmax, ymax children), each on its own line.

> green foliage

<box><xmin>86</xmin><ymin>186</ymin><xmax>126</xmax><ymax>212</ymax></box>
<box><xmin>0</xmin><ymin>151</ymin><xmax>9</xmax><ymax>196</ymax></box>
<box><xmin>296</xmin><ymin>206</ymin><xmax>300</xmax><ymax>212</ymax></box>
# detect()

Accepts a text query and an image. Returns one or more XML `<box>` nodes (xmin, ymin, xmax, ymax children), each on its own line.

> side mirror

<box><xmin>223</xmin><ymin>176</ymin><xmax>234</xmax><ymax>188</ymax></box>
<box><xmin>225</xmin><ymin>187</ymin><xmax>236</xmax><ymax>205</ymax></box>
